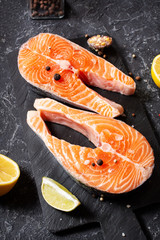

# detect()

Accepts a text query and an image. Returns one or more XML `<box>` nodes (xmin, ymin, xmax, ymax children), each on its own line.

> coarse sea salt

<box><xmin>84</xmin><ymin>160</ymin><xmax>90</xmax><ymax>165</ymax></box>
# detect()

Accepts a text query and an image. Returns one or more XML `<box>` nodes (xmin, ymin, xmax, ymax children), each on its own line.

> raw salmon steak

<box><xmin>27</xmin><ymin>98</ymin><xmax>154</xmax><ymax>194</ymax></box>
<box><xmin>18</xmin><ymin>33</ymin><xmax>135</xmax><ymax>118</ymax></box>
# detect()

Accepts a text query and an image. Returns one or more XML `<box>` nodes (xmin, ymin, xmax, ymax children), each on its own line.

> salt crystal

<box><xmin>128</xmin><ymin>149</ymin><xmax>134</xmax><ymax>154</ymax></box>
<box><xmin>84</xmin><ymin>160</ymin><xmax>90</xmax><ymax>165</ymax></box>
<box><xmin>126</xmin><ymin>204</ymin><xmax>131</xmax><ymax>208</ymax></box>
<box><xmin>115</xmin><ymin>134</ymin><xmax>123</xmax><ymax>141</ymax></box>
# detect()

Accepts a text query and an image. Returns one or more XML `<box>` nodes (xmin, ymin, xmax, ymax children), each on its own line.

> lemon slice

<box><xmin>151</xmin><ymin>54</ymin><xmax>160</xmax><ymax>88</ymax></box>
<box><xmin>41</xmin><ymin>177</ymin><xmax>80</xmax><ymax>212</ymax></box>
<box><xmin>0</xmin><ymin>154</ymin><xmax>20</xmax><ymax>196</ymax></box>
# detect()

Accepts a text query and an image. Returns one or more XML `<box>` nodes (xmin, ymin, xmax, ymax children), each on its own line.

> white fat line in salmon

<box><xmin>29</xmin><ymin>49</ymin><xmax>78</xmax><ymax>74</ymax></box>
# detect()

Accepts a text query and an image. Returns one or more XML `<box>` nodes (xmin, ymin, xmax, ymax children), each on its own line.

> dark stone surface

<box><xmin>0</xmin><ymin>0</ymin><xmax>160</xmax><ymax>239</ymax></box>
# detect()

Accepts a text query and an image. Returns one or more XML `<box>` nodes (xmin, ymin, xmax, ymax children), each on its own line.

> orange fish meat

<box><xmin>27</xmin><ymin>98</ymin><xmax>154</xmax><ymax>194</ymax></box>
<box><xmin>18</xmin><ymin>33</ymin><xmax>135</xmax><ymax>118</ymax></box>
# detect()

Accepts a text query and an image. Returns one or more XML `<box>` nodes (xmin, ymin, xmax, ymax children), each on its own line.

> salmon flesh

<box><xmin>18</xmin><ymin>33</ymin><xmax>136</xmax><ymax>118</ymax></box>
<box><xmin>27</xmin><ymin>98</ymin><xmax>154</xmax><ymax>194</ymax></box>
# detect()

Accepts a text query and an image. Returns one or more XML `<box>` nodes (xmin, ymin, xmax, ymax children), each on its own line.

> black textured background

<box><xmin>0</xmin><ymin>0</ymin><xmax>160</xmax><ymax>239</ymax></box>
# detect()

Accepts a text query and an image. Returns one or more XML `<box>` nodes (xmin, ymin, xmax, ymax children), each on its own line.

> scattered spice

<box><xmin>128</xmin><ymin>72</ymin><xmax>132</xmax><ymax>76</ymax></box>
<box><xmin>98</xmin><ymin>51</ymin><xmax>103</xmax><ymax>56</ymax></box>
<box><xmin>97</xmin><ymin>159</ymin><xmax>103</xmax><ymax>166</ymax></box>
<box><xmin>100</xmin><ymin>197</ymin><xmax>104</xmax><ymax>201</ymax></box>
<box><xmin>135</xmin><ymin>76</ymin><xmax>141</xmax><ymax>80</ymax></box>
<box><xmin>101</xmin><ymin>194</ymin><xmax>104</xmax><ymax>197</ymax></box>
<box><xmin>92</xmin><ymin>162</ymin><xmax>95</xmax><ymax>167</ymax></box>
<box><xmin>126</xmin><ymin>204</ymin><xmax>131</xmax><ymax>208</ymax></box>
<box><xmin>131</xmin><ymin>125</ymin><xmax>134</xmax><ymax>128</ymax></box>
<box><xmin>85</xmin><ymin>34</ymin><xmax>89</xmax><ymax>38</ymax></box>
<box><xmin>103</xmin><ymin>54</ymin><xmax>107</xmax><ymax>58</ymax></box>
<box><xmin>114</xmin><ymin>159</ymin><xmax>117</xmax><ymax>163</ymax></box>
<box><xmin>122</xmin><ymin>233</ymin><xmax>126</xmax><ymax>237</ymax></box>
<box><xmin>132</xmin><ymin>54</ymin><xmax>136</xmax><ymax>58</ymax></box>
<box><xmin>122</xmin><ymin>113</ymin><xmax>126</xmax><ymax>117</ymax></box>
<box><xmin>45</xmin><ymin>66</ymin><xmax>50</xmax><ymax>71</ymax></box>
<box><xmin>92</xmin><ymin>193</ymin><xmax>96</xmax><ymax>198</ymax></box>
<box><xmin>54</xmin><ymin>73</ymin><xmax>61</xmax><ymax>80</ymax></box>
<box><xmin>132</xmin><ymin>113</ymin><xmax>135</xmax><ymax>117</ymax></box>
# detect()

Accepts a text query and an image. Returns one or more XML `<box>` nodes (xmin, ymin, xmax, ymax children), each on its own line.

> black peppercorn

<box><xmin>31</xmin><ymin>0</ymin><xmax>64</xmax><ymax>18</ymax></box>
<box><xmin>54</xmin><ymin>73</ymin><xmax>61</xmax><ymax>80</ymax></box>
<box><xmin>45</xmin><ymin>66</ymin><xmax>50</xmax><ymax>71</ymax></box>
<box><xmin>92</xmin><ymin>162</ymin><xmax>95</xmax><ymax>166</ymax></box>
<box><xmin>97</xmin><ymin>159</ymin><xmax>103</xmax><ymax>166</ymax></box>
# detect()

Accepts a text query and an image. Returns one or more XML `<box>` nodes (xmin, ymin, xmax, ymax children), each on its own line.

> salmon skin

<box><xmin>27</xmin><ymin>98</ymin><xmax>154</xmax><ymax>194</ymax></box>
<box><xmin>17</xmin><ymin>33</ymin><xmax>136</xmax><ymax>118</ymax></box>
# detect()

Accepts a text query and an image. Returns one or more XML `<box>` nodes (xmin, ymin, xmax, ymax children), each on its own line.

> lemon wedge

<box><xmin>0</xmin><ymin>154</ymin><xmax>20</xmax><ymax>196</ymax></box>
<box><xmin>151</xmin><ymin>54</ymin><xmax>160</xmax><ymax>88</ymax></box>
<box><xmin>41</xmin><ymin>177</ymin><xmax>80</xmax><ymax>212</ymax></box>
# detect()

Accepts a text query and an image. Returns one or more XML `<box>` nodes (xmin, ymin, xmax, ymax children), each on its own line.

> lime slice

<box><xmin>151</xmin><ymin>54</ymin><xmax>160</xmax><ymax>88</ymax></box>
<box><xmin>41</xmin><ymin>177</ymin><xmax>80</xmax><ymax>212</ymax></box>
